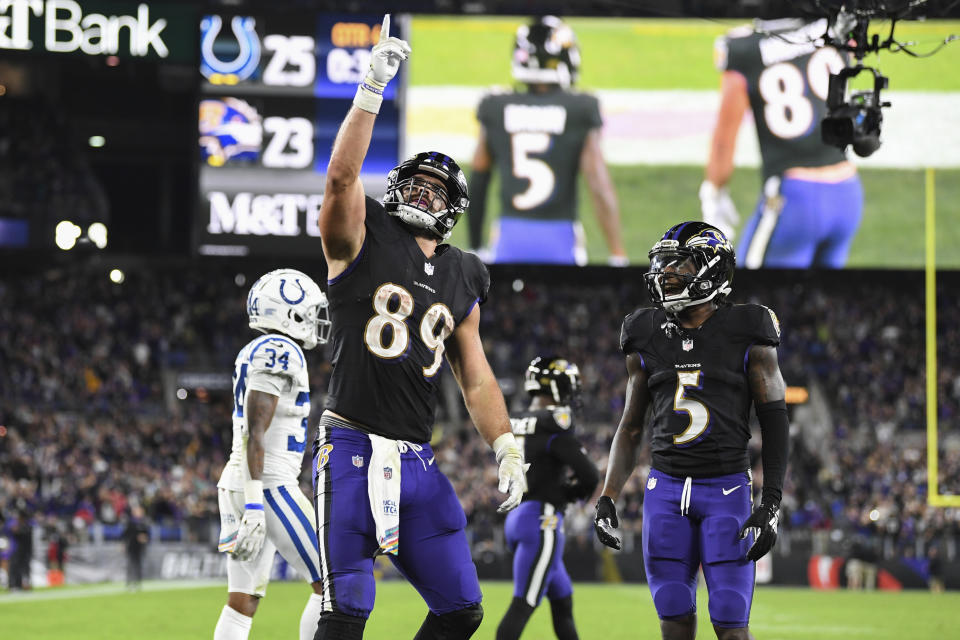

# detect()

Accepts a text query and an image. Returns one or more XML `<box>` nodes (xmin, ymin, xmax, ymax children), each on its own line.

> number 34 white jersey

<box><xmin>218</xmin><ymin>334</ymin><xmax>311</xmax><ymax>491</ymax></box>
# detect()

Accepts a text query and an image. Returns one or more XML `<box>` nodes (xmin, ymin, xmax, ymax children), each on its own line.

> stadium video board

<box><xmin>194</xmin><ymin>12</ymin><xmax>404</xmax><ymax>258</ymax></box>
<box><xmin>194</xmin><ymin>14</ymin><xmax>960</xmax><ymax>267</ymax></box>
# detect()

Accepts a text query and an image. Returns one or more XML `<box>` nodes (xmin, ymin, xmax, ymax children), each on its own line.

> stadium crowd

<box><xmin>1</xmin><ymin>264</ymin><xmax>958</xmax><ymax>587</ymax></box>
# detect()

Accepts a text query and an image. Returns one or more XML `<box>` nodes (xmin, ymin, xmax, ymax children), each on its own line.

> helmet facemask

<box><xmin>247</xmin><ymin>269</ymin><xmax>330</xmax><ymax>350</ymax></box>
<box><xmin>645</xmin><ymin>243</ymin><xmax>732</xmax><ymax>313</ymax></box>
<box><xmin>383</xmin><ymin>153</ymin><xmax>469</xmax><ymax>240</ymax></box>
<box><xmin>524</xmin><ymin>357</ymin><xmax>583</xmax><ymax>411</ymax></box>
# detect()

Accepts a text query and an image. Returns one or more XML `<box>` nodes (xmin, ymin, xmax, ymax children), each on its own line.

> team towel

<box><xmin>367</xmin><ymin>433</ymin><xmax>401</xmax><ymax>556</ymax></box>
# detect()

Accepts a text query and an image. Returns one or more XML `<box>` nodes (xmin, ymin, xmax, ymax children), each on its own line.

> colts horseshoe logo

<box><xmin>279</xmin><ymin>278</ymin><xmax>306</xmax><ymax>305</ymax></box>
<box><xmin>200</xmin><ymin>15</ymin><xmax>261</xmax><ymax>83</ymax></box>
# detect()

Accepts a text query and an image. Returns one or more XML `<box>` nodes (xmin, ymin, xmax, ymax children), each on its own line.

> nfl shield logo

<box><xmin>352</xmin><ymin>455</ymin><xmax>364</xmax><ymax>468</ymax></box>
<box><xmin>383</xmin><ymin>466</ymin><xmax>393</xmax><ymax>480</ymax></box>
<box><xmin>682</xmin><ymin>338</ymin><xmax>694</xmax><ymax>351</ymax></box>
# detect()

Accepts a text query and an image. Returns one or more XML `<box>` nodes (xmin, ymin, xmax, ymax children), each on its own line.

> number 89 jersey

<box><xmin>716</xmin><ymin>19</ymin><xmax>848</xmax><ymax>180</ymax></box>
<box><xmin>620</xmin><ymin>303</ymin><xmax>780</xmax><ymax>478</ymax></box>
<box><xmin>324</xmin><ymin>198</ymin><xmax>490</xmax><ymax>443</ymax></box>
<box><xmin>219</xmin><ymin>334</ymin><xmax>311</xmax><ymax>491</ymax></box>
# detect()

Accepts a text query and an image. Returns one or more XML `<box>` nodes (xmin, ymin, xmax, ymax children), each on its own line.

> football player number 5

<box><xmin>364</xmin><ymin>283</ymin><xmax>455</xmax><ymax>377</ymax></box>
<box><xmin>673</xmin><ymin>370</ymin><xmax>709</xmax><ymax>445</ymax></box>
<box><xmin>511</xmin><ymin>132</ymin><xmax>555</xmax><ymax>210</ymax></box>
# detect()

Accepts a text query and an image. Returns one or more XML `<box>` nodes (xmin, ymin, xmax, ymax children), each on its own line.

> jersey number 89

<box><xmin>364</xmin><ymin>283</ymin><xmax>455</xmax><ymax>377</ymax></box>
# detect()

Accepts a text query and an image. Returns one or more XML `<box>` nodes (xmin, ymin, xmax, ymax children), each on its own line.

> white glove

<box><xmin>233</xmin><ymin>507</ymin><xmax>266</xmax><ymax>561</ymax></box>
<box><xmin>699</xmin><ymin>180</ymin><xmax>739</xmax><ymax>241</ymax></box>
<box><xmin>493</xmin><ymin>433</ymin><xmax>528</xmax><ymax>513</ymax></box>
<box><xmin>354</xmin><ymin>14</ymin><xmax>411</xmax><ymax>114</ymax></box>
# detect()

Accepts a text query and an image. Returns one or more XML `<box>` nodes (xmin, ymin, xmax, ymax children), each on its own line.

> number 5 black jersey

<box><xmin>716</xmin><ymin>19</ymin><xmax>848</xmax><ymax>179</ymax></box>
<box><xmin>324</xmin><ymin>197</ymin><xmax>490</xmax><ymax>443</ymax></box>
<box><xmin>476</xmin><ymin>88</ymin><xmax>602</xmax><ymax>221</ymax></box>
<box><xmin>620</xmin><ymin>303</ymin><xmax>781</xmax><ymax>478</ymax></box>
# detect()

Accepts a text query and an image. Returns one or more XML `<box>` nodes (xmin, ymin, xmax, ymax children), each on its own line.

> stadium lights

<box><xmin>109</xmin><ymin>268</ymin><xmax>125</xmax><ymax>284</ymax></box>
<box><xmin>55</xmin><ymin>220</ymin><xmax>82</xmax><ymax>250</ymax></box>
<box><xmin>88</xmin><ymin>222</ymin><xmax>108</xmax><ymax>249</ymax></box>
<box><xmin>88</xmin><ymin>135</ymin><xmax>106</xmax><ymax>148</ymax></box>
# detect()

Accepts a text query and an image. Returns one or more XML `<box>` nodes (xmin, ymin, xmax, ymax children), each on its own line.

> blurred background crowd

<box><xmin>2</xmin><ymin>263</ymin><xmax>958</xmax><ymax>587</ymax></box>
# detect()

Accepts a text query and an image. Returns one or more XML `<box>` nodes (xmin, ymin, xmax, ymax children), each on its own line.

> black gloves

<box><xmin>739</xmin><ymin>500</ymin><xmax>779</xmax><ymax>561</ymax></box>
<box><xmin>594</xmin><ymin>496</ymin><xmax>621</xmax><ymax>550</ymax></box>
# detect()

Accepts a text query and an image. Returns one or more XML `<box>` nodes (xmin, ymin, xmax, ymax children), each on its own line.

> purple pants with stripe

<box><xmin>505</xmin><ymin>500</ymin><xmax>572</xmax><ymax>607</ymax></box>
<box><xmin>642</xmin><ymin>468</ymin><xmax>755</xmax><ymax>628</ymax></box>
<box><xmin>312</xmin><ymin>425</ymin><xmax>481</xmax><ymax>618</ymax></box>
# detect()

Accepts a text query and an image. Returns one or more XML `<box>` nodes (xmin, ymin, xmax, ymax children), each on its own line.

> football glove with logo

<box><xmin>594</xmin><ymin>496</ymin><xmax>622</xmax><ymax>550</ymax></box>
<box><xmin>699</xmin><ymin>180</ymin><xmax>739</xmax><ymax>241</ymax></box>
<box><xmin>739</xmin><ymin>500</ymin><xmax>779</xmax><ymax>561</ymax></box>
<box><xmin>354</xmin><ymin>14</ymin><xmax>411</xmax><ymax>114</ymax></box>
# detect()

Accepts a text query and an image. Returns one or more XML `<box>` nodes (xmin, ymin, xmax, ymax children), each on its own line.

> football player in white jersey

<box><xmin>214</xmin><ymin>269</ymin><xmax>331</xmax><ymax>640</ymax></box>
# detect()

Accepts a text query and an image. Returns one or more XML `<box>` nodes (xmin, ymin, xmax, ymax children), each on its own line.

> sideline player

<box><xmin>312</xmin><ymin>15</ymin><xmax>526</xmax><ymax>640</ymax></box>
<box><xmin>497</xmin><ymin>357</ymin><xmax>599</xmax><ymax>640</ymax></box>
<box><xmin>595</xmin><ymin>222</ymin><xmax>789</xmax><ymax>640</ymax></box>
<box><xmin>702</xmin><ymin>18</ymin><xmax>863</xmax><ymax>268</ymax></box>
<box><xmin>214</xmin><ymin>269</ymin><xmax>331</xmax><ymax>640</ymax></box>
<box><xmin>470</xmin><ymin>15</ymin><xmax>626</xmax><ymax>265</ymax></box>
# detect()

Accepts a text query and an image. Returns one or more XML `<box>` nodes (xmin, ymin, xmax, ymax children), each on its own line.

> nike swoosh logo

<box><xmin>722</xmin><ymin>485</ymin><xmax>742</xmax><ymax>495</ymax></box>
<box><xmin>428</xmin><ymin>456</ymin><xmax>435</xmax><ymax>466</ymax></box>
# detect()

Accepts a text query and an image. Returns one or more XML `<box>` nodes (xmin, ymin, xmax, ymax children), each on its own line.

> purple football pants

<box><xmin>642</xmin><ymin>468</ymin><xmax>755</xmax><ymax>628</ymax></box>
<box><xmin>312</xmin><ymin>424</ymin><xmax>481</xmax><ymax>618</ymax></box>
<box><xmin>505</xmin><ymin>500</ymin><xmax>573</xmax><ymax>607</ymax></box>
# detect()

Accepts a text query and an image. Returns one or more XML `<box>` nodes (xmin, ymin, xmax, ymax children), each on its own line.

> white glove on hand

<box><xmin>233</xmin><ymin>507</ymin><xmax>266</xmax><ymax>561</ymax></box>
<box><xmin>354</xmin><ymin>14</ymin><xmax>411</xmax><ymax>114</ymax></box>
<box><xmin>494</xmin><ymin>433</ymin><xmax>528</xmax><ymax>513</ymax></box>
<box><xmin>699</xmin><ymin>180</ymin><xmax>739</xmax><ymax>241</ymax></box>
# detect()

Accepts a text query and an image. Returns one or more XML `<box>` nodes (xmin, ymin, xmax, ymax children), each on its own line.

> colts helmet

<box><xmin>246</xmin><ymin>269</ymin><xmax>331</xmax><ymax>350</ymax></box>
<box><xmin>383</xmin><ymin>151</ymin><xmax>469</xmax><ymax>240</ymax></box>
<box><xmin>645</xmin><ymin>221</ymin><xmax>736</xmax><ymax>314</ymax></box>
<box><xmin>524</xmin><ymin>356</ymin><xmax>582</xmax><ymax>408</ymax></box>
<box><xmin>512</xmin><ymin>16</ymin><xmax>581</xmax><ymax>88</ymax></box>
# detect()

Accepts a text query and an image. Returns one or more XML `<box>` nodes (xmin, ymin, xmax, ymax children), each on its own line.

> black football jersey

<box><xmin>511</xmin><ymin>407</ymin><xmax>599</xmax><ymax>511</ymax></box>
<box><xmin>717</xmin><ymin>19</ymin><xmax>848</xmax><ymax>179</ymax></box>
<box><xmin>324</xmin><ymin>197</ymin><xmax>490</xmax><ymax>442</ymax></box>
<box><xmin>620</xmin><ymin>303</ymin><xmax>781</xmax><ymax>478</ymax></box>
<box><xmin>476</xmin><ymin>87</ymin><xmax>603</xmax><ymax>221</ymax></box>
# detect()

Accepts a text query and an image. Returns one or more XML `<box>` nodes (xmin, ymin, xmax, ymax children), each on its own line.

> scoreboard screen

<box><xmin>194</xmin><ymin>12</ymin><xmax>405</xmax><ymax>257</ymax></box>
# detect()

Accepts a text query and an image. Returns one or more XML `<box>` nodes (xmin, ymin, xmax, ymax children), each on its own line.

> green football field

<box><xmin>3</xmin><ymin>579</ymin><xmax>958</xmax><ymax>639</ymax></box>
<box><xmin>409</xmin><ymin>17</ymin><xmax>960</xmax><ymax>268</ymax></box>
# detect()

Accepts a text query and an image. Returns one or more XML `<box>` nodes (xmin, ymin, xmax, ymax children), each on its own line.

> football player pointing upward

<box><xmin>312</xmin><ymin>15</ymin><xmax>525</xmax><ymax>640</ymax></box>
<box><xmin>214</xmin><ymin>269</ymin><xmax>330</xmax><ymax>640</ymax></box>
<box><xmin>595</xmin><ymin>222</ymin><xmax>789</xmax><ymax>640</ymax></box>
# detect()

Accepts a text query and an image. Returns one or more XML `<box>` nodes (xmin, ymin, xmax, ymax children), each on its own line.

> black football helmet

<box><xmin>512</xmin><ymin>16</ymin><xmax>581</xmax><ymax>88</ymax></box>
<box><xmin>644</xmin><ymin>221</ymin><xmax>735</xmax><ymax>313</ymax></box>
<box><xmin>524</xmin><ymin>356</ymin><xmax>582</xmax><ymax>408</ymax></box>
<box><xmin>383</xmin><ymin>152</ymin><xmax>469</xmax><ymax>240</ymax></box>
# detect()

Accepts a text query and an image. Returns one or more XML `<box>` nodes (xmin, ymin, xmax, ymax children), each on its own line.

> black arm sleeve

<box><xmin>756</xmin><ymin>399</ymin><xmax>789</xmax><ymax>506</ymax></box>
<box><xmin>549</xmin><ymin>435</ymin><xmax>600</xmax><ymax>502</ymax></box>
<box><xmin>467</xmin><ymin>169</ymin><xmax>491</xmax><ymax>250</ymax></box>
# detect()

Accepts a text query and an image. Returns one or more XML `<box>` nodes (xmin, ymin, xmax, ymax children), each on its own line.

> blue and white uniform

<box><xmin>217</xmin><ymin>333</ymin><xmax>321</xmax><ymax>596</ymax></box>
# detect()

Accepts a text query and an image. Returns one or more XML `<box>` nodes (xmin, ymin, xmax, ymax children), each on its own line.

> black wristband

<box><xmin>755</xmin><ymin>399</ymin><xmax>789</xmax><ymax>505</ymax></box>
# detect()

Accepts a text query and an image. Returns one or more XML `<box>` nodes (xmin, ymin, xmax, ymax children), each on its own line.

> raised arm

<box><xmin>446</xmin><ymin>305</ymin><xmax>526</xmax><ymax>512</ymax></box>
<box><xmin>320</xmin><ymin>14</ymin><xmax>410</xmax><ymax>278</ymax></box>
<box><xmin>580</xmin><ymin>128</ymin><xmax>627</xmax><ymax>264</ymax></box>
